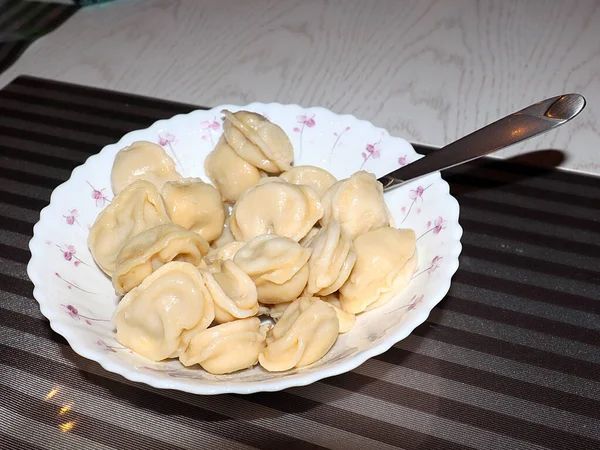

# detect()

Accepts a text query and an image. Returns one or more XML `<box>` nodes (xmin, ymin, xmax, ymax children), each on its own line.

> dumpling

<box><xmin>299</xmin><ymin>226</ymin><xmax>320</xmax><ymax>248</ymax></box>
<box><xmin>111</xmin><ymin>141</ymin><xmax>182</xmax><ymax>195</ymax></box>
<box><xmin>259</xmin><ymin>297</ymin><xmax>339</xmax><ymax>372</ymax></box>
<box><xmin>210</xmin><ymin>206</ymin><xmax>235</xmax><ymax>249</ymax></box>
<box><xmin>179</xmin><ymin>318</ymin><xmax>269</xmax><ymax>374</ymax></box>
<box><xmin>233</xmin><ymin>234</ymin><xmax>312</xmax><ymax>304</ymax></box>
<box><xmin>230</xmin><ymin>178</ymin><xmax>323</xmax><ymax>242</ymax></box>
<box><xmin>280</xmin><ymin>165</ymin><xmax>337</xmax><ymax>198</ymax></box>
<box><xmin>258</xmin><ymin>302</ymin><xmax>292</xmax><ymax>320</ymax></box>
<box><xmin>303</xmin><ymin>221</ymin><xmax>356</xmax><ymax>296</ymax></box>
<box><xmin>339</xmin><ymin>227</ymin><xmax>417</xmax><ymax>314</ymax></box>
<box><xmin>161</xmin><ymin>178</ymin><xmax>225</xmax><ymax>242</ymax></box>
<box><xmin>113</xmin><ymin>262</ymin><xmax>215</xmax><ymax>361</ymax></box>
<box><xmin>320</xmin><ymin>171</ymin><xmax>394</xmax><ymax>238</ymax></box>
<box><xmin>205</xmin><ymin>136</ymin><xmax>263</xmax><ymax>204</ymax></box>
<box><xmin>319</xmin><ymin>294</ymin><xmax>356</xmax><ymax>333</ymax></box>
<box><xmin>205</xmin><ymin>241</ymin><xmax>246</xmax><ymax>264</ymax></box>
<box><xmin>112</xmin><ymin>224</ymin><xmax>210</xmax><ymax>295</ymax></box>
<box><xmin>202</xmin><ymin>259</ymin><xmax>259</xmax><ymax>323</ymax></box>
<box><xmin>221</xmin><ymin>109</ymin><xmax>293</xmax><ymax>173</ymax></box>
<box><xmin>88</xmin><ymin>180</ymin><xmax>171</xmax><ymax>276</ymax></box>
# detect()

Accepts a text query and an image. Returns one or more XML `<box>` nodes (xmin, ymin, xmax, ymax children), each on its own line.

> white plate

<box><xmin>27</xmin><ymin>103</ymin><xmax>462</xmax><ymax>394</ymax></box>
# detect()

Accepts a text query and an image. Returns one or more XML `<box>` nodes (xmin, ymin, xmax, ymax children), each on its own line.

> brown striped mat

<box><xmin>0</xmin><ymin>75</ymin><xmax>599</xmax><ymax>450</ymax></box>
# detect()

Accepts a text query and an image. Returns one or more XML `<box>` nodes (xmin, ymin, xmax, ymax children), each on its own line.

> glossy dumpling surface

<box><xmin>112</xmin><ymin>224</ymin><xmax>210</xmax><ymax>295</ymax></box>
<box><xmin>179</xmin><ymin>318</ymin><xmax>269</xmax><ymax>374</ymax></box>
<box><xmin>319</xmin><ymin>294</ymin><xmax>356</xmax><ymax>333</ymax></box>
<box><xmin>233</xmin><ymin>234</ymin><xmax>312</xmax><ymax>304</ymax></box>
<box><xmin>280</xmin><ymin>165</ymin><xmax>337</xmax><ymax>198</ymax></box>
<box><xmin>222</xmin><ymin>110</ymin><xmax>293</xmax><ymax>173</ymax></box>
<box><xmin>205</xmin><ymin>241</ymin><xmax>246</xmax><ymax>265</ymax></box>
<box><xmin>303</xmin><ymin>221</ymin><xmax>356</xmax><ymax>296</ymax></box>
<box><xmin>113</xmin><ymin>262</ymin><xmax>215</xmax><ymax>361</ymax></box>
<box><xmin>202</xmin><ymin>259</ymin><xmax>259</xmax><ymax>323</ymax></box>
<box><xmin>339</xmin><ymin>227</ymin><xmax>417</xmax><ymax>314</ymax></box>
<box><xmin>230</xmin><ymin>178</ymin><xmax>323</xmax><ymax>242</ymax></box>
<box><xmin>205</xmin><ymin>136</ymin><xmax>263</xmax><ymax>204</ymax></box>
<box><xmin>111</xmin><ymin>141</ymin><xmax>182</xmax><ymax>195</ymax></box>
<box><xmin>88</xmin><ymin>180</ymin><xmax>171</xmax><ymax>276</ymax></box>
<box><xmin>259</xmin><ymin>297</ymin><xmax>339</xmax><ymax>371</ymax></box>
<box><xmin>320</xmin><ymin>171</ymin><xmax>393</xmax><ymax>238</ymax></box>
<box><xmin>161</xmin><ymin>178</ymin><xmax>225</xmax><ymax>242</ymax></box>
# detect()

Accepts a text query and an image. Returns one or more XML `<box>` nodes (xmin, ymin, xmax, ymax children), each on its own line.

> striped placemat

<box><xmin>1</xmin><ymin>75</ymin><xmax>599</xmax><ymax>450</ymax></box>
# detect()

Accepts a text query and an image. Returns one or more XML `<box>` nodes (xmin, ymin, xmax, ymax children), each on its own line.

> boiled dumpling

<box><xmin>320</xmin><ymin>171</ymin><xmax>394</xmax><ymax>238</ymax></box>
<box><xmin>210</xmin><ymin>206</ymin><xmax>235</xmax><ymax>249</ymax></box>
<box><xmin>303</xmin><ymin>221</ymin><xmax>356</xmax><ymax>296</ymax></box>
<box><xmin>88</xmin><ymin>180</ymin><xmax>171</xmax><ymax>276</ymax></box>
<box><xmin>179</xmin><ymin>318</ymin><xmax>269</xmax><ymax>374</ymax></box>
<box><xmin>205</xmin><ymin>241</ymin><xmax>246</xmax><ymax>265</ymax></box>
<box><xmin>319</xmin><ymin>294</ymin><xmax>356</xmax><ymax>333</ymax></box>
<box><xmin>161</xmin><ymin>178</ymin><xmax>225</xmax><ymax>242</ymax></box>
<box><xmin>221</xmin><ymin>110</ymin><xmax>293</xmax><ymax>173</ymax></box>
<box><xmin>339</xmin><ymin>227</ymin><xmax>417</xmax><ymax>314</ymax></box>
<box><xmin>113</xmin><ymin>261</ymin><xmax>214</xmax><ymax>361</ymax></box>
<box><xmin>230</xmin><ymin>178</ymin><xmax>323</xmax><ymax>242</ymax></box>
<box><xmin>280</xmin><ymin>165</ymin><xmax>337</xmax><ymax>198</ymax></box>
<box><xmin>258</xmin><ymin>302</ymin><xmax>292</xmax><ymax>320</ymax></box>
<box><xmin>233</xmin><ymin>234</ymin><xmax>312</xmax><ymax>304</ymax></box>
<box><xmin>112</xmin><ymin>224</ymin><xmax>210</xmax><ymax>295</ymax></box>
<box><xmin>259</xmin><ymin>297</ymin><xmax>339</xmax><ymax>371</ymax></box>
<box><xmin>111</xmin><ymin>141</ymin><xmax>182</xmax><ymax>195</ymax></box>
<box><xmin>299</xmin><ymin>226</ymin><xmax>320</xmax><ymax>248</ymax></box>
<box><xmin>205</xmin><ymin>136</ymin><xmax>263</xmax><ymax>204</ymax></box>
<box><xmin>202</xmin><ymin>259</ymin><xmax>259</xmax><ymax>323</ymax></box>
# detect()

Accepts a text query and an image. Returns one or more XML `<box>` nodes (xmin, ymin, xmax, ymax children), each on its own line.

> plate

<box><xmin>27</xmin><ymin>103</ymin><xmax>462</xmax><ymax>394</ymax></box>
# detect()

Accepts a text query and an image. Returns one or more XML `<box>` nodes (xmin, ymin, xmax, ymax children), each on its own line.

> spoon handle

<box><xmin>378</xmin><ymin>94</ymin><xmax>586</xmax><ymax>191</ymax></box>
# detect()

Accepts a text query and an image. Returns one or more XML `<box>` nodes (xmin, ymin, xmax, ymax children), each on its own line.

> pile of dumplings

<box><xmin>88</xmin><ymin>110</ymin><xmax>418</xmax><ymax>376</ymax></box>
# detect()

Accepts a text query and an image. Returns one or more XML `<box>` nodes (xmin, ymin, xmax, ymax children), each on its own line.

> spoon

<box><xmin>378</xmin><ymin>93</ymin><xmax>586</xmax><ymax>191</ymax></box>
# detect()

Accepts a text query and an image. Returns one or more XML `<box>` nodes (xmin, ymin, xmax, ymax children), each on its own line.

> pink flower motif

<box><xmin>62</xmin><ymin>245</ymin><xmax>76</xmax><ymax>261</ymax></box>
<box><xmin>45</xmin><ymin>240</ymin><xmax>52</xmax><ymax>245</ymax></box>
<box><xmin>97</xmin><ymin>339</ymin><xmax>117</xmax><ymax>353</ymax></box>
<box><xmin>64</xmin><ymin>209</ymin><xmax>79</xmax><ymax>225</ymax></box>
<box><xmin>345</xmin><ymin>126</ymin><xmax>351</xmax><ymax>131</ymax></box>
<box><xmin>360</xmin><ymin>141</ymin><xmax>382</xmax><ymax>169</ymax></box>
<box><xmin>62</xmin><ymin>303</ymin><xmax>108</xmax><ymax>323</ymax></box>
<box><xmin>366</xmin><ymin>143</ymin><xmax>380</xmax><ymax>159</ymax></box>
<box><xmin>401</xmin><ymin>206</ymin><xmax>406</xmax><ymax>213</ymax></box>
<box><xmin>409</xmin><ymin>186</ymin><xmax>425</xmax><ymax>201</ymax></box>
<box><xmin>398</xmin><ymin>155</ymin><xmax>408</xmax><ymax>166</ymax></box>
<box><xmin>426</xmin><ymin>220</ymin><xmax>432</xmax><ymax>228</ymax></box>
<box><xmin>74</xmin><ymin>261</ymin><xmax>80</xmax><ymax>267</ymax></box>
<box><xmin>293</xmin><ymin>127</ymin><xmax>301</xmax><ymax>133</ymax></box>
<box><xmin>430</xmin><ymin>256</ymin><xmax>442</xmax><ymax>273</ymax></box>
<box><xmin>158</xmin><ymin>131</ymin><xmax>176</xmax><ymax>146</ymax></box>
<box><xmin>200</xmin><ymin>119</ymin><xmax>220</xmax><ymax>131</ymax></box>
<box><xmin>433</xmin><ymin>217</ymin><xmax>446</xmax><ymax>234</ymax></box>
<box><xmin>63</xmin><ymin>304</ymin><xmax>79</xmax><ymax>320</ymax></box>
<box><xmin>407</xmin><ymin>295</ymin><xmax>424</xmax><ymax>311</ymax></box>
<box><xmin>87</xmin><ymin>182</ymin><xmax>110</xmax><ymax>207</ymax></box>
<box><xmin>416</xmin><ymin>208</ymin><xmax>421</xmax><ymax>214</ymax></box>
<box><xmin>297</xmin><ymin>114</ymin><xmax>315</xmax><ymax>127</ymax></box>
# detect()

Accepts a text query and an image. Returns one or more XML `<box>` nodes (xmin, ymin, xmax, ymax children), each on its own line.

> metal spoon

<box><xmin>378</xmin><ymin>94</ymin><xmax>586</xmax><ymax>191</ymax></box>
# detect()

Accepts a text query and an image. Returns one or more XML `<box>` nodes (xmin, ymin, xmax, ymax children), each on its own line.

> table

<box><xmin>1</xmin><ymin>0</ymin><xmax>600</xmax><ymax>174</ymax></box>
<box><xmin>0</xmin><ymin>76</ymin><xmax>599</xmax><ymax>450</ymax></box>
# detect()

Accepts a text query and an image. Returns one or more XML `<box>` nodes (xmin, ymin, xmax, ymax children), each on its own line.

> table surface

<box><xmin>1</xmin><ymin>0</ymin><xmax>600</xmax><ymax>175</ymax></box>
<box><xmin>1</xmin><ymin>75</ymin><xmax>599</xmax><ymax>450</ymax></box>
